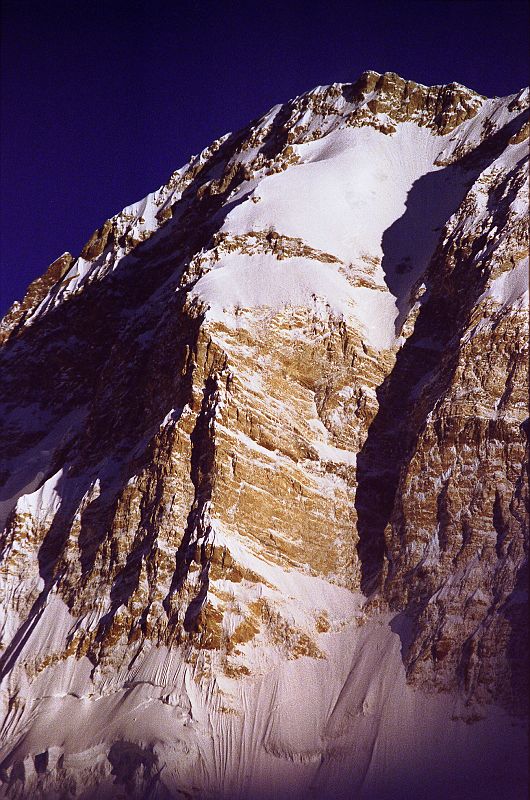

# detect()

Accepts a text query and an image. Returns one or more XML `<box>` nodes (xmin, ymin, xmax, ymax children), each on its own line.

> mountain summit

<box><xmin>0</xmin><ymin>72</ymin><xmax>528</xmax><ymax>799</ymax></box>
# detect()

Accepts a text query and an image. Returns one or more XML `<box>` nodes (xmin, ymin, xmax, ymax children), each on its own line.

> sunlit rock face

<box><xmin>0</xmin><ymin>71</ymin><xmax>528</xmax><ymax>800</ymax></box>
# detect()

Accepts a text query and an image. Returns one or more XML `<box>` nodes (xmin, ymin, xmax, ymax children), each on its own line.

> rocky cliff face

<box><xmin>0</xmin><ymin>71</ymin><xmax>528</xmax><ymax>800</ymax></box>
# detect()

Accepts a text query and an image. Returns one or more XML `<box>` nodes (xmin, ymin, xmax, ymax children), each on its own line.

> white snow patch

<box><xmin>480</xmin><ymin>257</ymin><xmax>529</xmax><ymax>308</ymax></box>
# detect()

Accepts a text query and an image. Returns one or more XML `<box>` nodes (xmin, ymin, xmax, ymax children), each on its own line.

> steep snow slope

<box><xmin>0</xmin><ymin>71</ymin><xmax>528</xmax><ymax>799</ymax></box>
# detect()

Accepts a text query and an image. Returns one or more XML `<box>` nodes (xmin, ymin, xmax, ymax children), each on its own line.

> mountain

<box><xmin>0</xmin><ymin>70</ymin><xmax>528</xmax><ymax>800</ymax></box>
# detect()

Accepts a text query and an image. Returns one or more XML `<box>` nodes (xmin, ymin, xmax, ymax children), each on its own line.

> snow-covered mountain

<box><xmin>0</xmin><ymin>70</ymin><xmax>528</xmax><ymax>799</ymax></box>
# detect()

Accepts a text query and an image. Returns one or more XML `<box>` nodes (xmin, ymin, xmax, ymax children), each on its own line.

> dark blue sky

<box><xmin>1</xmin><ymin>0</ymin><xmax>529</xmax><ymax>314</ymax></box>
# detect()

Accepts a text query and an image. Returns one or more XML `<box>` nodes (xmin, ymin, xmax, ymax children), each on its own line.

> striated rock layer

<box><xmin>0</xmin><ymin>71</ymin><xmax>528</xmax><ymax>799</ymax></box>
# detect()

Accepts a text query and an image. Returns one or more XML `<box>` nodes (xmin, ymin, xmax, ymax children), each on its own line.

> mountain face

<box><xmin>0</xmin><ymin>70</ymin><xmax>528</xmax><ymax>800</ymax></box>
